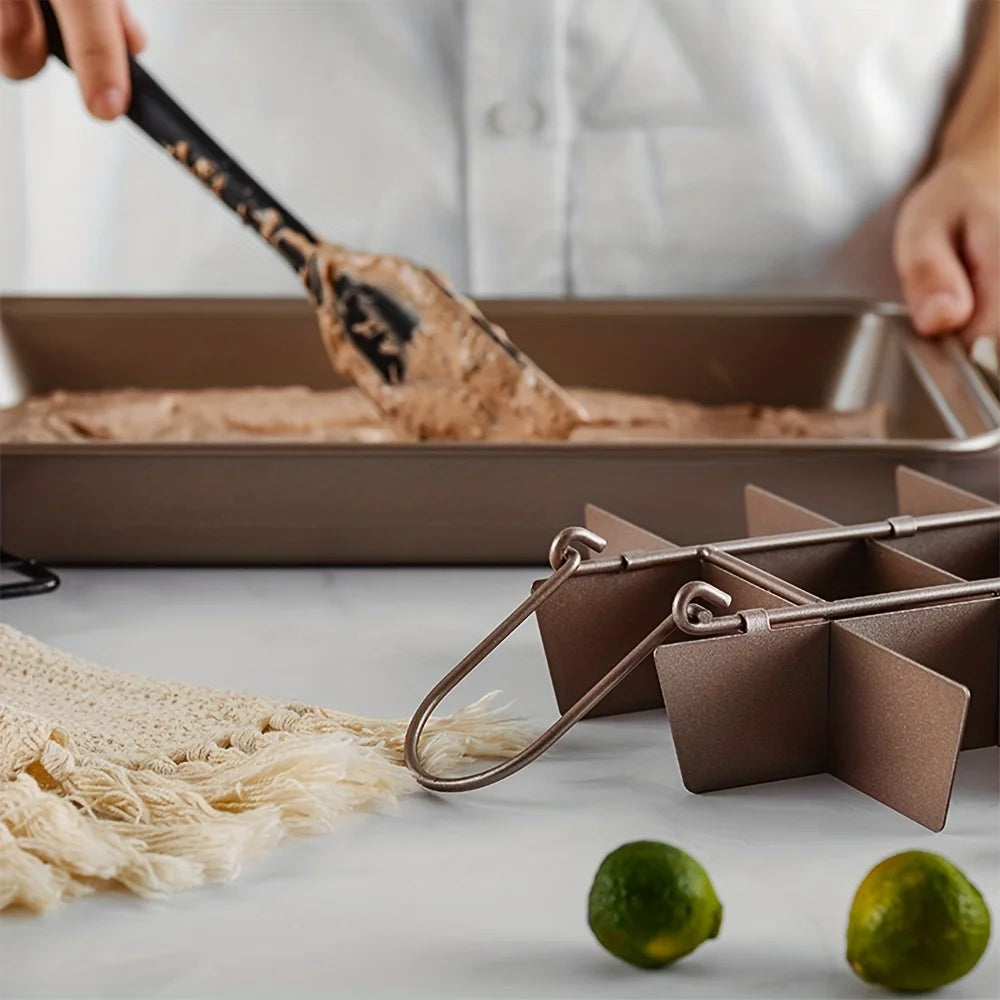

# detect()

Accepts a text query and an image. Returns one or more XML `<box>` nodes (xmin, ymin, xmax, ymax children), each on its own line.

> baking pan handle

<box><xmin>901</xmin><ymin>330</ymin><xmax>1000</xmax><ymax>438</ymax></box>
<box><xmin>404</xmin><ymin>528</ymin><xmax>730</xmax><ymax>793</ymax></box>
<box><xmin>0</xmin><ymin>551</ymin><xmax>60</xmax><ymax>599</ymax></box>
<box><xmin>38</xmin><ymin>1</ymin><xmax>318</xmax><ymax>274</ymax></box>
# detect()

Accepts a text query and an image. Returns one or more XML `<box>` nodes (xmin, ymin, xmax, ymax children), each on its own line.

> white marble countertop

<box><xmin>2</xmin><ymin>566</ymin><xmax>997</xmax><ymax>1000</ymax></box>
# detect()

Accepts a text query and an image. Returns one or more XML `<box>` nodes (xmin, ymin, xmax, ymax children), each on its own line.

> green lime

<box><xmin>846</xmin><ymin>850</ymin><xmax>991</xmax><ymax>993</ymax></box>
<box><xmin>587</xmin><ymin>840</ymin><xmax>723</xmax><ymax>969</ymax></box>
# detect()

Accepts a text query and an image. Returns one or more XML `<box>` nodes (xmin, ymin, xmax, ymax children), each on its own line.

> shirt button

<box><xmin>487</xmin><ymin>98</ymin><xmax>546</xmax><ymax>137</ymax></box>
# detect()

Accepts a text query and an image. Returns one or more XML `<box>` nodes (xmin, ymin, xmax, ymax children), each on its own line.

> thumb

<box><xmin>894</xmin><ymin>197</ymin><xmax>975</xmax><ymax>336</ymax></box>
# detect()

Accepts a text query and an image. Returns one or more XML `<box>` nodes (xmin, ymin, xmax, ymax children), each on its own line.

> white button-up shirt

<box><xmin>0</xmin><ymin>0</ymin><xmax>971</xmax><ymax>299</ymax></box>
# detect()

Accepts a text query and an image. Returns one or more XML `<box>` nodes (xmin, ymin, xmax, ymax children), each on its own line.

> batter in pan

<box><xmin>0</xmin><ymin>385</ymin><xmax>888</xmax><ymax>445</ymax></box>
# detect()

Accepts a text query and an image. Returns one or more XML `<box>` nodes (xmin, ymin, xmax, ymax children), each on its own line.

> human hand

<box><xmin>0</xmin><ymin>0</ymin><xmax>145</xmax><ymax>119</ymax></box>
<box><xmin>894</xmin><ymin>150</ymin><xmax>999</xmax><ymax>350</ymax></box>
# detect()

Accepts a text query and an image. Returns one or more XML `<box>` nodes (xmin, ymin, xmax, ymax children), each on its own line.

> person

<box><xmin>0</xmin><ymin>0</ymin><xmax>996</xmax><ymax>353</ymax></box>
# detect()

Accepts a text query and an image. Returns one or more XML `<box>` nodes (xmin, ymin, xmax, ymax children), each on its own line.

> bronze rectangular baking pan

<box><xmin>1</xmin><ymin>296</ymin><xmax>997</xmax><ymax>565</ymax></box>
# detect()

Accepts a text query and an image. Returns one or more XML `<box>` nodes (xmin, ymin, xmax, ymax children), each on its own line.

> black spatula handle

<box><xmin>39</xmin><ymin>0</ymin><xmax>318</xmax><ymax>273</ymax></box>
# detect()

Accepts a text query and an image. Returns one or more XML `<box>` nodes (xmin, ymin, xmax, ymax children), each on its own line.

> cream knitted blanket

<box><xmin>0</xmin><ymin>624</ymin><xmax>530</xmax><ymax>913</ymax></box>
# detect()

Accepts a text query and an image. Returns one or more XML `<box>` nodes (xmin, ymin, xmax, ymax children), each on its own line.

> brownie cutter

<box><xmin>38</xmin><ymin>3</ymin><xmax>582</xmax><ymax>442</ymax></box>
<box><xmin>405</xmin><ymin>467</ymin><xmax>999</xmax><ymax>831</ymax></box>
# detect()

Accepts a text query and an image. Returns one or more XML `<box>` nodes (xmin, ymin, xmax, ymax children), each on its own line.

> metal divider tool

<box><xmin>404</xmin><ymin>466</ymin><xmax>999</xmax><ymax>831</ymax></box>
<box><xmin>38</xmin><ymin>2</ymin><xmax>583</xmax><ymax>442</ymax></box>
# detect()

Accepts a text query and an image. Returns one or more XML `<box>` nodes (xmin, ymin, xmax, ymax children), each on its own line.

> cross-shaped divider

<box><xmin>530</xmin><ymin>467</ymin><xmax>997</xmax><ymax>831</ymax></box>
<box><xmin>651</xmin><ymin>469</ymin><xmax>998</xmax><ymax>831</ymax></box>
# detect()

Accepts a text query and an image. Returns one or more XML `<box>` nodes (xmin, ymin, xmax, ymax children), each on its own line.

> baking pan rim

<box><xmin>4</xmin><ymin>430</ymin><xmax>1000</xmax><ymax>457</ymax></box>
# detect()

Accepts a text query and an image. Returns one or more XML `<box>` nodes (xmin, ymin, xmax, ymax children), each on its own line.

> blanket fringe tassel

<box><xmin>0</xmin><ymin>694</ymin><xmax>532</xmax><ymax>913</ymax></box>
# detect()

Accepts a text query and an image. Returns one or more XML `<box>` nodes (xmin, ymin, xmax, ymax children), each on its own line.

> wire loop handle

<box><xmin>404</xmin><ymin>526</ymin><xmax>705</xmax><ymax>793</ymax></box>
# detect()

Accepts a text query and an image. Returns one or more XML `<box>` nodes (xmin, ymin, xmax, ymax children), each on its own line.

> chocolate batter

<box><xmin>0</xmin><ymin>386</ymin><xmax>888</xmax><ymax>445</ymax></box>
